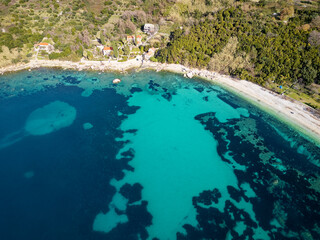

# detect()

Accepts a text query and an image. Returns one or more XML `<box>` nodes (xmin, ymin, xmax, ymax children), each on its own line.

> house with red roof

<box><xmin>102</xmin><ymin>46</ymin><xmax>113</xmax><ymax>56</ymax></box>
<box><xmin>127</xmin><ymin>35</ymin><xmax>143</xmax><ymax>45</ymax></box>
<box><xmin>35</xmin><ymin>42</ymin><xmax>54</xmax><ymax>52</ymax></box>
<box><xmin>136</xmin><ymin>35</ymin><xmax>142</xmax><ymax>45</ymax></box>
<box><xmin>126</xmin><ymin>35</ymin><xmax>135</xmax><ymax>43</ymax></box>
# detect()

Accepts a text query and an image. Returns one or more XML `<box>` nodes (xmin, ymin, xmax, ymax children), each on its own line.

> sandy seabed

<box><xmin>0</xmin><ymin>59</ymin><xmax>319</xmax><ymax>144</ymax></box>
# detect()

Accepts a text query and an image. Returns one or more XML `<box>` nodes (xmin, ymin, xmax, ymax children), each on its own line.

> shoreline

<box><xmin>1</xmin><ymin>59</ymin><xmax>320</xmax><ymax>144</ymax></box>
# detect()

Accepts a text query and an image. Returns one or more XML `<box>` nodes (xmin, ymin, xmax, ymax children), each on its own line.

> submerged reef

<box><xmin>0</xmin><ymin>101</ymin><xmax>76</xmax><ymax>149</ymax></box>
<box><xmin>25</xmin><ymin>101</ymin><xmax>76</xmax><ymax>135</ymax></box>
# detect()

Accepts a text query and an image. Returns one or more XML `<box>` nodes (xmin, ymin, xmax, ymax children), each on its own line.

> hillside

<box><xmin>0</xmin><ymin>0</ymin><xmax>319</xmax><ymax>108</ymax></box>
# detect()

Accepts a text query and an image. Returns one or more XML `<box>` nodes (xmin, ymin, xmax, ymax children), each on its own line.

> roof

<box><xmin>127</xmin><ymin>35</ymin><xmax>134</xmax><ymax>39</ymax></box>
<box><xmin>38</xmin><ymin>42</ymin><xmax>49</xmax><ymax>46</ymax></box>
<box><xmin>144</xmin><ymin>23</ymin><xmax>154</xmax><ymax>27</ymax></box>
<box><xmin>136</xmin><ymin>35</ymin><xmax>142</xmax><ymax>39</ymax></box>
<box><xmin>147</xmin><ymin>48</ymin><xmax>156</xmax><ymax>56</ymax></box>
<box><xmin>103</xmin><ymin>47</ymin><xmax>113</xmax><ymax>51</ymax></box>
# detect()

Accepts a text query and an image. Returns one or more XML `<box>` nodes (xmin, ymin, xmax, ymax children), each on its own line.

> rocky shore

<box><xmin>0</xmin><ymin>59</ymin><xmax>319</xmax><ymax>144</ymax></box>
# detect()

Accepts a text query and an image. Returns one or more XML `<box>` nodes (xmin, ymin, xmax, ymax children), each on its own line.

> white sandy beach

<box><xmin>0</xmin><ymin>59</ymin><xmax>319</xmax><ymax>143</ymax></box>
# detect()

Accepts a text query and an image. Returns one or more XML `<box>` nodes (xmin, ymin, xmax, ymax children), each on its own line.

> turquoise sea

<box><xmin>0</xmin><ymin>69</ymin><xmax>319</xmax><ymax>240</ymax></box>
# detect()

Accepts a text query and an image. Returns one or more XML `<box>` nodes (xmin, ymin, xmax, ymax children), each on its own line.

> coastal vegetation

<box><xmin>0</xmin><ymin>0</ymin><xmax>319</xmax><ymax>108</ymax></box>
<box><xmin>156</xmin><ymin>7</ymin><xmax>320</xmax><ymax>87</ymax></box>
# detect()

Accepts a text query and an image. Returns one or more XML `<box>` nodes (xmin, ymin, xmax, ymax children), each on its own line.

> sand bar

<box><xmin>0</xmin><ymin>59</ymin><xmax>319</xmax><ymax>144</ymax></box>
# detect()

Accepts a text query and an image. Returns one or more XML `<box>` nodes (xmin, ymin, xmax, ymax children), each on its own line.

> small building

<box><xmin>103</xmin><ymin>46</ymin><xmax>113</xmax><ymax>56</ymax></box>
<box><xmin>127</xmin><ymin>35</ymin><xmax>142</xmax><ymax>45</ymax></box>
<box><xmin>136</xmin><ymin>35</ymin><xmax>142</xmax><ymax>45</ymax></box>
<box><xmin>144</xmin><ymin>24</ymin><xmax>155</xmax><ymax>35</ymax></box>
<box><xmin>35</xmin><ymin>42</ymin><xmax>54</xmax><ymax>52</ymax></box>
<box><xmin>127</xmin><ymin>35</ymin><xmax>135</xmax><ymax>43</ymax></box>
<box><xmin>145</xmin><ymin>47</ymin><xmax>156</xmax><ymax>60</ymax></box>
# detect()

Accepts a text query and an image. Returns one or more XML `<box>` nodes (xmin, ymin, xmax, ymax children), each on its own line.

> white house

<box><xmin>103</xmin><ymin>46</ymin><xmax>113</xmax><ymax>56</ymax></box>
<box><xmin>35</xmin><ymin>42</ymin><xmax>54</xmax><ymax>52</ymax></box>
<box><xmin>144</xmin><ymin>24</ymin><xmax>155</xmax><ymax>35</ymax></box>
<box><xmin>145</xmin><ymin>47</ymin><xmax>156</xmax><ymax>60</ymax></box>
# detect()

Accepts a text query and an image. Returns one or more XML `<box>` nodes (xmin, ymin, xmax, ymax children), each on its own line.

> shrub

<box><xmin>301</xmin><ymin>66</ymin><xmax>318</xmax><ymax>85</ymax></box>
<box><xmin>11</xmin><ymin>58</ymin><xmax>20</xmax><ymax>64</ymax></box>
<box><xmin>205</xmin><ymin>0</ymin><xmax>213</xmax><ymax>6</ymax></box>
<box><xmin>150</xmin><ymin>56</ymin><xmax>158</xmax><ymax>62</ymax></box>
<box><xmin>49</xmin><ymin>52</ymin><xmax>60</xmax><ymax>60</ymax></box>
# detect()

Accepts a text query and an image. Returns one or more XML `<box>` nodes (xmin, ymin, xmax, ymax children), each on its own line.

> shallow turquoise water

<box><xmin>0</xmin><ymin>69</ymin><xmax>319</xmax><ymax>240</ymax></box>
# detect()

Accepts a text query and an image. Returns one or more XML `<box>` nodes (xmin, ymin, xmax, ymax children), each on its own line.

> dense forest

<box><xmin>156</xmin><ymin>7</ymin><xmax>320</xmax><ymax>86</ymax></box>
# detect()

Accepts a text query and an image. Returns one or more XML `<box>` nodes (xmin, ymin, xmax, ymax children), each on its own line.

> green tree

<box><xmin>205</xmin><ymin>0</ymin><xmax>213</xmax><ymax>6</ymax></box>
<box><xmin>100</xmin><ymin>34</ymin><xmax>106</xmax><ymax>45</ymax></box>
<box><xmin>301</xmin><ymin>66</ymin><xmax>317</xmax><ymax>85</ymax></box>
<box><xmin>87</xmin><ymin>51</ymin><xmax>93</xmax><ymax>60</ymax></box>
<box><xmin>124</xmin><ymin>44</ymin><xmax>130</xmax><ymax>56</ymax></box>
<box><xmin>112</xmin><ymin>42</ymin><xmax>119</xmax><ymax>59</ymax></box>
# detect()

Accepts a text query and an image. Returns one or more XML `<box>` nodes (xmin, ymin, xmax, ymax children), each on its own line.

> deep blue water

<box><xmin>0</xmin><ymin>84</ymin><xmax>130</xmax><ymax>239</ymax></box>
<box><xmin>0</xmin><ymin>69</ymin><xmax>319</xmax><ymax>240</ymax></box>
